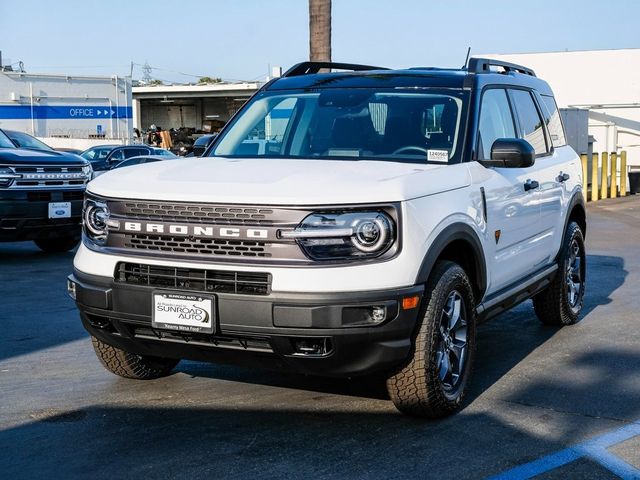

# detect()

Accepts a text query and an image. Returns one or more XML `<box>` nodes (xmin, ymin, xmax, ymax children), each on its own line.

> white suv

<box><xmin>68</xmin><ymin>59</ymin><xmax>586</xmax><ymax>417</ymax></box>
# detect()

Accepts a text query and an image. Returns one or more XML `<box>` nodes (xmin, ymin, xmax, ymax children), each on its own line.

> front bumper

<box><xmin>0</xmin><ymin>189</ymin><xmax>83</xmax><ymax>241</ymax></box>
<box><xmin>69</xmin><ymin>269</ymin><xmax>424</xmax><ymax>377</ymax></box>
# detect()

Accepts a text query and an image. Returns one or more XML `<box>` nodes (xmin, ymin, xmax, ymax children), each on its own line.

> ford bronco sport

<box><xmin>68</xmin><ymin>59</ymin><xmax>586</xmax><ymax>417</ymax></box>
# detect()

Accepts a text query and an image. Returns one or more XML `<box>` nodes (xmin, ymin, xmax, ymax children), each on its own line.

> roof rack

<box><xmin>282</xmin><ymin>61</ymin><xmax>388</xmax><ymax>77</ymax></box>
<box><xmin>467</xmin><ymin>57</ymin><xmax>536</xmax><ymax>77</ymax></box>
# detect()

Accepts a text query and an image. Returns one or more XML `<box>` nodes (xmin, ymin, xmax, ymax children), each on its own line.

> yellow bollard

<box><xmin>580</xmin><ymin>154</ymin><xmax>588</xmax><ymax>195</ymax></box>
<box><xmin>610</xmin><ymin>152</ymin><xmax>618</xmax><ymax>198</ymax></box>
<box><xmin>601</xmin><ymin>152</ymin><xmax>609</xmax><ymax>199</ymax></box>
<box><xmin>620</xmin><ymin>151</ymin><xmax>628</xmax><ymax>196</ymax></box>
<box><xmin>591</xmin><ymin>153</ymin><xmax>599</xmax><ymax>202</ymax></box>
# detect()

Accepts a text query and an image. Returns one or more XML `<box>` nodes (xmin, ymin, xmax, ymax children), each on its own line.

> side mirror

<box><xmin>483</xmin><ymin>138</ymin><xmax>535</xmax><ymax>168</ymax></box>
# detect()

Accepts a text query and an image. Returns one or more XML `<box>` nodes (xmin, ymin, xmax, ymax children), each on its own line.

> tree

<box><xmin>309</xmin><ymin>0</ymin><xmax>331</xmax><ymax>62</ymax></box>
<box><xmin>198</xmin><ymin>76</ymin><xmax>222</xmax><ymax>84</ymax></box>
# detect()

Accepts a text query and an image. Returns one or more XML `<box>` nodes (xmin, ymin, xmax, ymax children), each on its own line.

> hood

<box><xmin>87</xmin><ymin>157</ymin><xmax>471</xmax><ymax>205</ymax></box>
<box><xmin>0</xmin><ymin>147</ymin><xmax>89</xmax><ymax>166</ymax></box>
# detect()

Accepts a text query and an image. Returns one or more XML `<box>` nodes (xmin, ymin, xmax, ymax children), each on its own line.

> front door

<box><xmin>475</xmin><ymin>88</ymin><xmax>547</xmax><ymax>294</ymax></box>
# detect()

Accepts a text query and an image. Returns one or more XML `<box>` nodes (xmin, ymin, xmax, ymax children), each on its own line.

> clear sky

<box><xmin>1</xmin><ymin>0</ymin><xmax>639</xmax><ymax>83</ymax></box>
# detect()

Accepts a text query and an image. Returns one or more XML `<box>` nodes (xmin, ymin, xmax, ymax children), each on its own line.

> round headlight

<box><xmin>286</xmin><ymin>210</ymin><xmax>396</xmax><ymax>260</ymax></box>
<box><xmin>84</xmin><ymin>202</ymin><xmax>109</xmax><ymax>237</ymax></box>
<box><xmin>352</xmin><ymin>216</ymin><xmax>390</xmax><ymax>252</ymax></box>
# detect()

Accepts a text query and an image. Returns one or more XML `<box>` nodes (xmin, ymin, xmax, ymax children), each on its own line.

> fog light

<box><xmin>67</xmin><ymin>279</ymin><xmax>77</xmax><ymax>300</ymax></box>
<box><xmin>292</xmin><ymin>338</ymin><xmax>332</xmax><ymax>356</ymax></box>
<box><xmin>370</xmin><ymin>306</ymin><xmax>386</xmax><ymax>323</ymax></box>
<box><xmin>342</xmin><ymin>304</ymin><xmax>393</xmax><ymax>326</ymax></box>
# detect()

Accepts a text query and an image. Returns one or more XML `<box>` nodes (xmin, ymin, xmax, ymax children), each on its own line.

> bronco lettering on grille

<box><xmin>120</xmin><ymin>221</ymin><xmax>270</xmax><ymax>240</ymax></box>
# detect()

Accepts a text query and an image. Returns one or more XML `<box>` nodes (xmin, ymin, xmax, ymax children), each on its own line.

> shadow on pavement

<box><xmin>2</xmin><ymin>343</ymin><xmax>636</xmax><ymax>480</ymax></box>
<box><xmin>0</xmin><ymin>243</ymin><xmax>84</xmax><ymax>362</ymax></box>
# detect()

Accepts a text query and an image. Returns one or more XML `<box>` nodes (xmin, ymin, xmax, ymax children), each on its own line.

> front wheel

<box><xmin>386</xmin><ymin>261</ymin><xmax>477</xmax><ymax>418</ymax></box>
<box><xmin>33</xmin><ymin>235</ymin><xmax>79</xmax><ymax>253</ymax></box>
<box><xmin>91</xmin><ymin>336</ymin><xmax>179</xmax><ymax>380</ymax></box>
<box><xmin>533</xmin><ymin>221</ymin><xmax>586</xmax><ymax>326</ymax></box>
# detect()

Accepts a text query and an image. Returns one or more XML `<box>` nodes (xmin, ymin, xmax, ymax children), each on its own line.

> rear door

<box><xmin>476</xmin><ymin>88</ymin><xmax>545</xmax><ymax>293</ymax></box>
<box><xmin>534</xmin><ymin>93</ymin><xmax>579</xmax><ymax>261</ymax></box>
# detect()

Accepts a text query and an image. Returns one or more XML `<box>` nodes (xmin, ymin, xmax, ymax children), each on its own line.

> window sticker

<box><xmin>427</xmin><ymin>149</ymin><xmax>449</xmax><ymax>163</ymax></box>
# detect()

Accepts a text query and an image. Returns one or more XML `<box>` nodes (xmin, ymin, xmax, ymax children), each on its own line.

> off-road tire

<box><xmin>33</xmin><ymin>236</ymin><xmax>79</xmax><ymax>253</ymax></box>
<box><xmin>91</xmin><ymin>336</ymin><xmax>179</xmax><ymax>380</ymax></box>
<box><xmin>386</xmin><ymin>261</ymin><xmax>477</xmax><ymax>418</ymax></box>
<box><xmin>533</xmin><ymin>221</ymin><xmax>586</xmax><ymax>326</ymax></box>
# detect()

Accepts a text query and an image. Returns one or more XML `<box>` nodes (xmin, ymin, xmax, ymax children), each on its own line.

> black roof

<box><xmin>266</xmin><ymin>59</ymin><xmax>554</xmax><ymax>96</ymax></box>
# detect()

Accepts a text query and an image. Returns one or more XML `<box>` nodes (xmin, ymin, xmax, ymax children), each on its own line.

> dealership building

<box><xmin>0</xmin><ymin>70</ymin><xmax>133</xmax><ymax>150</ymax></box>
<box><xmin>0</xmin><ymin>68</ymin><xmax>261</xmax><ymax>150</ymax></box>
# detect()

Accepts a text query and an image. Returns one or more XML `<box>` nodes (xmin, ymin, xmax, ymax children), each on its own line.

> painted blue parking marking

<box><xmin>488</xmin><ymin>420</ymin><xmax>640</xmax><ymax>479</ymax></box>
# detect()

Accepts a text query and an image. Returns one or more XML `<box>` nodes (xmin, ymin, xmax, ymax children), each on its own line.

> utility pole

<box><xmin>309</xmin><ymin>0</ymin><xmax>331</xmax><ymax>62</ymax></box>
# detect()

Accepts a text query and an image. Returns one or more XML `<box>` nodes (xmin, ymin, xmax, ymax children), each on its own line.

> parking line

<box><xmin>488</xmin><ymin>421</ymin><xmax>640</xmax><ymax>479</ymax></box>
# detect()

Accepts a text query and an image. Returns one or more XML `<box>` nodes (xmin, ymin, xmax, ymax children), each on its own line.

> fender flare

<box><xmin>415</xmin><ymin>223</ymin><xmax>487</xmax><ymax>298</ymax></box>
<box><xmin>563</xmin><ymin>190</ymin><xmax>587</xmax><ymax>240</ymax></box>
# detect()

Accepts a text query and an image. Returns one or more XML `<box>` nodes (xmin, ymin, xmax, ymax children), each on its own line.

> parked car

<box><xmin>81</xmin><ymin>145</ymin><xmax>176</xmax><ymax>174</ymax></box>
<box><xmin>186</xmin><ymin>134</ymin><xmax>217</xmax><ymax>157</ymax></box>
<box><xmin>0</xmin><ymin>128</ymin><xmax>92</xmax><ymax>252</ymax></box>
<box><xmin>69</xmin><ymin>59</ymin><xmax>586</xmax><ymax>417</ymax></box>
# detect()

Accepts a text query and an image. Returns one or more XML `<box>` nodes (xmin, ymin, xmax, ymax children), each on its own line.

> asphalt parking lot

<box><xmin>1</xmin><ymin>196</ymin><xmax>639</xmax><ymax>480</ymax></box>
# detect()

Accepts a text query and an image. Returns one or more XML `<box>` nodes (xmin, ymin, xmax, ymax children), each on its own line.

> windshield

<box><xmin>6</xmin><ymin>130</ymin><xmax>54</xmax><ymax>151</ymax></box>
<box><xmin>211</xmin><ymin>88</ymin><xmax>468</xmax><ymax>163</ymax></box>
<box><xmin>0</xmin><ymin>130</ymin><xmax>17</xmax><ymax>149</ymax></box>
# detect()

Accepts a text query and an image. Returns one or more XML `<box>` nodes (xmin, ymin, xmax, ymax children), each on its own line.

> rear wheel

<box><xmin>533</xmin><ymin>221</ymin><xmax>586</xmax><ymax>326</ymax></box>
<box><xmin>91</xmin><ymin>336</ymin><xmax>179</xmax><ymax>380</ymax></box>
<box><xmin>33</xmin><ymin>235</ymin><xmax>79</xmax><ymax>253</ymax></box>
<box><xmin>386</xmin><ymin>261</ymin><xmax>476</xmax><ymax>418</ymax></box>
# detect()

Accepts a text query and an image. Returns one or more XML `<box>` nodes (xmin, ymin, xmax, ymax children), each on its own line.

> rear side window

<box><xmin>509</xmin><ymin>89</ymin><xmax>549</xmax><ymax>155</ymax></box>
<box><xmin>540</xmin><ymin>95</ymin><xmax>567</xmax><ymax>147</ymax></box>
<box><xmin>124</xmin><ymin>148</ymin><xmax>150</xmax><ymax>158</ymax></box>
<box><xmin>477</xmin><ymin>89</ymin><xmax>516</xmax><ymax>160</ymax></box>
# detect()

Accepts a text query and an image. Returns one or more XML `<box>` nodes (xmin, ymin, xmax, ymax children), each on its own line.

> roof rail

<box><xmin>282</xmin><ymin>61</ymin><xmax>388</xmax><ymax>77</ymax></box>
<box><xmin>467</xmin><ymin>57</ymin><xmax>536</xmax><ymax>77</ymax></box>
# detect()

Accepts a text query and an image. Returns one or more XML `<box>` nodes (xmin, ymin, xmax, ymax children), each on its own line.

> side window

<box><xmin>477</xmin><ymin>89</ymin><xmax>516</xmax><ymax>160</ymax></box>
<box><xmin>540</xmin><ymin>95</ymin><xmax>567</xmax><ymax>147</ymax></box>
<box><xmin>509</xmin><ymin>89</ymin><xmax>549</xmax><ymax>155</ymax></box>
<box><xmin>123</xmin><ymin>148</ymin><xmax>148</xmax><ymax>158</ymax></box>
<box><xmin>110</xmin><ymin>149</ymin><xmax>125</xmax><ymax>161</ymax></box>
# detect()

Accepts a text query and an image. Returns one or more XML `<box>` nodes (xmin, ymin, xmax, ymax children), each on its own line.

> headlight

<box><xmin>0</xmin><ymin>167</ymin><xmax>19</xmax><ymax>188</ymax></box>
<box><xmin>82</xmin><ymin>164</ymin><xmax>93</xmax><ymax>179</ymax></box>
<box><xmin>83</xmin><ymin>199</ymin><xmax>111</xmax><ymax>243</ymax></box>
<box><xmin>281</xmin><ymin>210</ymin><xmax>396</xmax><ymax>260</ymax></box>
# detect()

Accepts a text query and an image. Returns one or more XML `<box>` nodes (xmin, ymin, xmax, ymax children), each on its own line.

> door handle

<box><xmin>557</xmin><ymin>172</ymin><xmax>570</xmax><ymax>183</ymax></box>
<box><xmin>524</xmin><ymin>179</ymin><xmax>539</xmax><ymax>192</ymax></box>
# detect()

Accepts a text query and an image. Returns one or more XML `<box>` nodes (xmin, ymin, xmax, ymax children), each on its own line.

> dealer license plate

<box><xmin>152</xmin><ymin>292</ymin><xmax>215</xmax><ymax>334</ymax></box>
<box><xmin>48</xmin><ymin>202</ymin><xmax>71</xmax><ymax>219</ymax></box>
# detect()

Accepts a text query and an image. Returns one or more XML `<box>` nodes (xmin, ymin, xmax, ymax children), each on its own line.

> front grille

<box><xmin>115</xmin><ymin>262</ymin><xmax>272</xmax><ymax>296</ymax></box>
<box><xmin>101</xmin><ymin>199</ymin><xmax>310</xmax><ymax>263</ymax></box>
<box><xmin>125</xmin><ymin>234</ymin><xmax>271</xmax><ymax>258</ymax></box>
<box><xmin>120</xmin><ymin>201</ymin><xmax>276</xmax><ymax>225</ymax></box>
<box><xmin>7</xmin><ymin>165</ymin><xmax>89</xmax><ymax>189</ymax></box>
